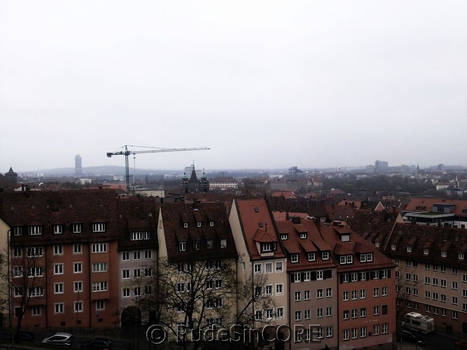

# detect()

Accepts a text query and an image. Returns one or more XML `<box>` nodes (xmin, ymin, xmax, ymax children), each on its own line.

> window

<box><xmin>92</xmin><ymin>262</ymin><xmax>107</xmax><ymax>273</ymax></box>
<box><xmin>304</xmin><ymin>290</ymin><xmax>310</xmax><ymax>300</ymax></box>
<box><xmin>280</xmin><ymin>233</ymin><xmax>288</xmax><ymax>240</ymax></box>
<box><xmin>453</xmin><ymin>311</ymin><xmax>458</xmax><ymax>319</ymax></box>
<box><xmin>343</xmin><ymin>291</ymin><xmax>349</xmax><ymax>301</ymax></box>
<box><xmin>304</xmin><ymin>309</ymin><xmax>311</xmax><ymax>319</ymax></box>
<box><xmin>382</xmin><ymin>287</ymin><xmax>388</xmax><ymax>296</ymax></box>
<box><xmin>373</xmin><ymin>306</ymin><xmax>380</xmax><ymax>315</ymax></box>
<box><xmin>28</xmin><ymin>286</ymin><xmax>43</xmax><ymax>297</ymax></box>
<box><xmin>265</xmin><ymin>285</ymin><xmax>272</xmax><ymax>295</ymax></box>
<box><xmin>74</xmin><ymin>281</ymin><xmax>83</xmax><ymax>293</ymax></box>
<box><xmin>92</xmin><ymin>281</ymin><xmax>108</xmax><ymax>292</ymax></box>
<box><xmin>254</xmin><ymin>263</ymin><xmax>261</xmax><ymax>273</ymax></box>
<box><xmin>54</xmin><ymin>282</ymin><xmax>64</xmax><ymax>294</ymax></box>
<box><xmin>220</xmin><ymin>239</ymin><xmax>227</xmax><ymax>248</ymax></box>
<box><xmin>361</xmin><ymin>327</ymin><xmax>367</xmax><ymax>338</ymax></box>
<box><xmin>194</xmin><ymin>241</ymin><xmax>200</xmax><ymax>250</ymax></box>
<box><xmin>92</xmin><ymin>223</ymin><xmax>106</xmax><ymax>232</ymax></box>
<box><xmin>275</xmin><ymin>261</ymin><xmax>283</xmax><ymax>272</ymax></box>
<box><xmin>53</xmin><ymin>245</ymin><xmax>63</xmax><ymax>255</ymax></box>
<box><xmin>92</xmin><ymin>243</ymin><xmax>107</xmax><ymax>253</ymax></box>
<box><xmin>122</xmin><ymin>288</ymin><xmax>130</xmax><ymax>297</ymax></box>
<box><xmin>343</xmin><ymin>310</ymin><xmax>349</xmax><ymax>320</ymax></box>
<box><xmin>265</xmin><ymin>263</ymin><xmax>272</xmax><ymax>273</ymax></box>
<box><xmin>307</xmin><ymin>252</ymin><xmax>316</xmax><ymax>261</ymax></box>
<box><xmin>73</xmin><ymin>244</ymin><xmax>82</xmax><ymax>254</ymax></box>
<box><xmin>343</xmin><ymin>329</ymin><xmax>350</xmax><ymax>341</ymax></box>
<box><xmin>122</xmin><ymin>251</ymin><xmax>129</xmax><ymax>261</ymax></box>
<box><xmin>276</xmin><ymin>284</ymin><xmax>283</xmax><ymax>295</ymax></box>
<box><xmin>209</xmin><ymin>221</ymin><xmax>214</xmax><ymax>227</ymax></box>
<box><xmin>373</xmin><ymin>324</ymin><xmax>380</xmax><ymax>335</ymax></box>
<box><xmin>28</xmin><ymin>267</ymin><xmax>43</xmax><ymax>277</ymax></box>
<box><xmin>183</xmin><ymin>222</ymin><xmax>188</xmax><ymax>228</ymax></box>
<box><xmin>54</xmin><ymin>263</ymin><xmax>64</xmax><ymax>275</ymax></box>
<box><xmin>179</xmin><ymin>242</ymin><xmax>187</xmax><ymax>252</ymax></box>
<box><xmin>13</xmin><ymin>266</ymin><xmax>23</xmax><ymax>277</ymax></box>
<box><xmin>299</xmin><ymin>232</ymin><xmax>307</xmax><ymax>239</ymax></box>
<box><xmin>326</xmin><ymin>288</ymin><xmax>332</xmax><ymax>298</ymax></box>
<box><xmin>382</xmin><ymin>305</ymin><xmax>388</xmax><ymax>315</ymax></box>
<box><xmin>13</xmin><ymin>247</ymin><xmax>22</xmax><ymax>257</ymax></box>
<box><xmin>73</xmin><ymin>262</ymin><xmax>83</xmax><ymax>273</ymax></box>
<box><xmin>255</xmin><ymin>310</ymin><xmax>262</xmax><ymax>320</ymax></box>
<box><xmin>74</xmin><ymin>301</ymin><xmax>83</xmax><ymax>313</ymax></box>
<box><xmin>295</xmin><ymin>291</ymin><xmax>301</xmax><ymax>301</ymax></box>
<box><xmin>317</xmin><ymin>289</ymin><xmax>323</xmax><ymax>298</ymax></box>
<box><xmin>145</xmin><ymin>268</ymin><xmax>152</xmax><ymax>277</ymax></box>
<box><xmin>351</xmin><ymin>309</ymin><xmax>358</xmax><ymax>319</ymax></box>
<box><xmin>14</xmin><ymin>287</ymin><xmax>24</xmax><ymax>297</ymax></box>
<box><xmin>53</xmin><ymin>224</ymin><xmax>63</xmax><ymax>234</ymax></box>
<box><xmin>352</xmin><ymin>290</ymin><xmax>358</xmax><ymax>300</ymax></box>
<box><xmin>317</xmin><ymin>308</ymin><xmax>323</xmax><ymax>318</ymax></box>
<box><xmin>130</xmin><ymin>232</ymin><xmax>151</xmax><ymax>241</ymax></box>
<box><xmin>31</xmin><ymin>305</ymin><xmax>41</xmax><ymax>316</ymax></box>
<box><xmin>72</xmin><ymin>223</ymin><xmax>82</xmax><ymax>233</ymax></box>
<box><xmin>28</xmin><ymin>225</ymin><xmax>42</xmax><ymax>236</ymax></box>
<box><xmin>96</xmin><ymin>300</ymin><xmax>106</xmax><ymax>311</ymax></box>
<box><xmin>322</xmin><ymin>251</ymin><xmax>330</xmax><ymax>260</ymax></box>
<box><xmin>360</xmin><ymin>289</ymin><xmax>367</xmax><ymax>299</ymax></box>
<box><xmin>352</xmin><ymin>328</ymin><xmax>358</xmax><ymax>339</ymax></box>
<box><xmin>317</xmin><ymin>270</ymin><xmax>323</xmax><ymax>280</ymax></box>
<box><xmin>294</xmin><ymin>311</ymin><xmax>301</xmax><ymax>321</ymax></box>
<box><xmin>55</xmin><ymin>303</ymin><xmax>64</xmax><ymax>314</ymax></box>
<box><xmin>13</xmin><ymin>226</ymin><xmax>22</xmax><ymax>236</ymax></box>
<box><xmin>27</xmin><ymin>246</ymin><xmax>43</xmax><ymax>257</ymax></box>
<box><xmin>326</xmin><ymin>307</ymin><xmax>332</xmax><ymax>317</ymax></box>
<box><xmin>291</xmin><ymin>254</ymin><xmax>299</xmax><ymax>263</ymax></box>
<box><xmin>207</xmin><ymin>240</ymin><xmax>214</xmax><ymax>249</ymax></box>
<box><xmin>382</xmin><ymin>323</ymin><xmax>388</xmax><ymax>334</ymax></box>
<box><xmin>133</xmin><ymin>251</ymin><xmax>141</xmax><ymax>260</ymax></box>
<box><xmin>266</xmin><ymin>309</ymin><xmax>273</xmax><ymax>319</ymax></box>
<box><xmin>374</xmin><ymin>288</ymin><xmax>379</xmax><ymax>297</ymax></box>
<box><xmin>360</xmin><ymin>308</ymin><xmax>367</xmax><ymax>317</ymax></box>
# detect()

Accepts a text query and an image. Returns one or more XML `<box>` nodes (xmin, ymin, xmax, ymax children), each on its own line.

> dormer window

<box><xmin>280</xmin><ymin>233</ymin><xmax>288</xmax><ymax>240</ymax></box>
<box><xmin>359</xmin><ymin>253</ymin><xmax>372</xmax><ymax>263</ymax></box>
<box><xmin>459</xmin><ymin>253</ymin><xmax>465</xmax><ymax>260</ymax></box>
<box><xmin>209</xmin><ymin>221</ymin><xmax>214</xmax><ymax>227</ymax></box>
<box><xmin>441</xmin><ymin>250</ymin><xmax>447</xmax><ymax>258</ymax></box>
<box><xmin>53</xmin><ymin>225</ymin><xmax>63</xmax><ymax>234</ymax></box>
<box><xmin>321</xmin><ymin>251</ymin><xmax>330</xmax><ymax>261</ymax></box>
<box><xmin>179</xmin><ymin>242</ymin><xmax>187</xmax><ymax>252</ymax></box>
<box><xmin>194</xmin><ymin>241</ymin><xmax>200</xmax><ymax>250</ymax></box>
<box><xmin>291</xmin><ymin>254</ymin><xmax>299</xmax><ymax>263</ymax></box>
<box><xmin>407</xmin><ymin>246</ymin><xmax>412</xmax><ymax>253</ymax></box>
<box><xmin>207</xmin><ymin>240</ymin><xmax>214</xmax><ymax>249</ymax></box>
<box><xmin>72</xmin><ymin>223</ymin><xmax>82</xmax><ymax>234</ymax></box>
<box><xmin>254</xmin><ymin>207</ymin><xmax>259</xmax><ymax>213</ymax></box>
<box><xmin>391</xmin><ymin>244</ymin><xmax>396</xmax><ymax>251</ymax></box>
<box><xmin>28</xmin><ymin>225</ymin><xmax>42</xmax><ymax>236</ymax></box>
<box><xmin>196</xmin><ymin>222</ymin><xmax>201</xmax><ymax>228</ymax></box>
<box><xmin>340</xmin><ymin>255</ymin><xmax>354</xmax><ymax>264</ymax></box>
<box><xmin>423</xmin><ymin>249</ymin><xmax>429</xmax><ymax>256</ymax></box>
<box><xmin>261</xmin><ymin>243</ymin><xmax>273</xmax><ymax>253</ymax></box>
<box><xmin>375</xmin><ymin>242</ymin><xmax>380</xmax><ymax>248</ymax></box>
<box><xmin>92</xmin><ymin>223</ymin><xmax>105</xmax><ymax>233</ymax></box>
<box><xmin>13</xmin><ymin>227</ymin><xmax>23</xmax><ymax>236</ymax></box>
<box><xmin>220</xmin><ymin>239</ymin><xmax>227</xmax><ymax>249</ymax></box>
<box><xmin>340</xmin><ymin>234</ymin><xmax>350</xmax><ymax>242</ymax></box>
<box><xmin>258</xmin><ymin>222</ymin><xmax>264</xmax><ymax>228</ymax></box>
<box><xmin>130</xmin><ymin>232</ymin><xmax>151</xmax><ymax>241</ymax></box>
<box><xmin>307</xmin><ymin>252</ymin><xmax>316</xmax><ymax>261</ymax></box>
<box><xmin>299</xmin><ymin>233</ymin><xmax>307</xmax><ymax>239</ymax></box>
<box><xmin>183</xmin><ymin>222</ymin><xmax>188</xmax><ymax>229</ymax></box>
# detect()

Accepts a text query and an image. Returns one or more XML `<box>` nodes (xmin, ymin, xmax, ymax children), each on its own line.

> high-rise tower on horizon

<box><xmin>75</xmin><ymin>154</ymin><xmax>82</xmax><ymax>175</ymax></box>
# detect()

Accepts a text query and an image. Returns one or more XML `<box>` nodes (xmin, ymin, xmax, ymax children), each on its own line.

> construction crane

<box><xmin>106</xmin><ymin>145</ymin><xmax>210</xmax><ymax>190</ymax></box>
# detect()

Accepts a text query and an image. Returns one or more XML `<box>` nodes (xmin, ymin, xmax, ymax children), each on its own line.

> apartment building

<box><xmin>229</xmin><ymin>199</ymin><xmax>288</xmax><ymax>329</ymax></box>
<box><xmin>1</xmin><ymin>190</ymin><xmax>121</xmax><ymax>328</ymax></box>
<box><xmin>320</xmin><ymin>223</ymin><xmax>396</xmax><ymax>350</ymax></box>
<box><xmin>384</xmin><ymin>223</ymin><xmax>467</xmax><ymax>335</ymax></box>
<box><xmin>403</xmin><ymin>198</ymin><xmax>467</xmax><ymax>228</ymax></box>
<box><xmin>117</xmin><ymin>197</ymin><xmax>158</xmax><ymax>325</ymax></box>
<box><xmin>0</xmin><ymin>217</ymin><xmax>10</xmax><ymax>327</ymax></box>
<box><xmin>275</xmin><ymin>219</ymin><xmax>338</xmax><ymax>350</ymax></box>
<box><xmin>156</xmin><ymin>202</ymin><xmax>238</xmax><ymax>332</ymax></box>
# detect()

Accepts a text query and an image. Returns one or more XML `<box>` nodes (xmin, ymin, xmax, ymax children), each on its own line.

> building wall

<box><xmin>289</xmin><ymin>269</ymin><xmax>338</xmax><ymax>350</ymax></box>
<box><xmin>395</xmin><ymin>259</ymin><xmax>467</xmax><ymax>335</ymax></box>
<box><xmin>338</xmin><ymin>269</ymin><xmax>396</xmax><ymax>350</ymax></box>
<box><xmin>0</xmin><ymin>219</ymin><xmax>10</xmax><ymax>327</ymax></box>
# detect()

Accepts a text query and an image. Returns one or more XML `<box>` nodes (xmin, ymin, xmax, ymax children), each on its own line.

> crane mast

<box><xmin>106</xmin><ymin>144</ymin><xmax>210</xmax><ymax>191</ymax></box>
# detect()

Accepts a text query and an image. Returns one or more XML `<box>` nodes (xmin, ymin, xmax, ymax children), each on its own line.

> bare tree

<box><xmin>11</xmin><ymin>247</ymin><xmax>43</xmax><ymax>342</ymax></box>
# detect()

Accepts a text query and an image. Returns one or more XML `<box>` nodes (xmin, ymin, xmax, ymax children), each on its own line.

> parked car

<box><xmin>42</xmin><ymin>332</ymin><xmax>73</xmax><ymax>347</ymax></box>
<box><xmin>80</xmin><ymin>337</ymin><xmax>112</xmax><ymax>350</ymax></box>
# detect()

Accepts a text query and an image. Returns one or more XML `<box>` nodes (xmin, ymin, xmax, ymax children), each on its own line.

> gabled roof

<box><xmin>161</xmin><ymin>202</ymin><xmax>237</xmax><ymax>263</ymax></box>
<box><xmin>236</xmin><ymin>199</ymin><xmax>285</xmax><ymax>260</ymax></box>
<box><xmin>405</xmin><ymin>197</ymin><xmax>467</xmax><ymax>216</ymax></box>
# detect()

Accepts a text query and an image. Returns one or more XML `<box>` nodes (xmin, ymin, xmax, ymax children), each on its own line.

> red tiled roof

<box><xmin>405</xmin><ymin>197</ymin><xmax>467</xmax><ymax>216</ymax></box>
<box><xmin>236</xmin><ymin>199</ymin><xmax>285</xmax><ymax>260</ymax></box>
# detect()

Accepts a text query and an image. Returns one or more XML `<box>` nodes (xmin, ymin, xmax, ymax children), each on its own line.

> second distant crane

<box><xmin>106</xmin><ymin>145</ymin><xmax>210</xmax><ymax>190</ymax></box>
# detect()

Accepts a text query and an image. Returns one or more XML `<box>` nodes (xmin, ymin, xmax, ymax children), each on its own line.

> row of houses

<box><xmin>0</xmin><ymin>190</ymin><xmax>396</xmax><ymax>349</ymax></box>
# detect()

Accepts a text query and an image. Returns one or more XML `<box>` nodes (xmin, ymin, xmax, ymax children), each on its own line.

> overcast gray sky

<box><xmin>1</xmin><ymin>0</ymin><xmax>466</xmax><ymax>172</ymax></box>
